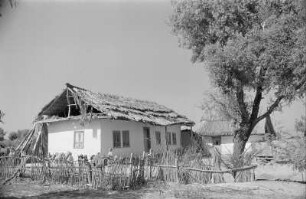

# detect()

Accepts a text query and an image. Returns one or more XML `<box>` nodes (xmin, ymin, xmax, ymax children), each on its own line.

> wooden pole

<box><xmin>165</xmin><ymin>126</ymin><xmax>168</xmax><ymax>151</ymax></box>
<box><xmin>66</xmin><ymin>89</ymin><xmax>71</xmax><ymax>118</ymax></box>
<box><xmin>175</xmin><ymin>158</ymin><xmax>179</xmax><ymax>183</ymax></box>
<box><xmin>129</xmin><ymin>153</ymin><xmax>133</xmax><ymax>186</ymax></box>
<box><xmin>142</xmin><ymin>151</ymin><xmax>145</xmax><ymax>181</ymax></box>
<box><xmin>149</xmin><ymin>149</ymin><xmax>152</xmax><ymax>180</ymax></box>
<box><xmin>251</xmin><ymin>168</ymin><xmax>255</xmax><ymax>182</ymax></box>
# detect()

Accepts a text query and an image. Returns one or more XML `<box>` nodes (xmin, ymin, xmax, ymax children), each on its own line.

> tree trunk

<box><xmin>232</xmin><ymin>126</ymin><xmax>251</xmax><ymax>168</ymax></box>
<box><xmin>233</xmin><ymin>135</ymin><xmax>247</xmax><ymax>166</ymax></box>
<box><xmin>232</xmin><ymin>127</ymin><xmax>250</xmax><ymax>178</ymax></box>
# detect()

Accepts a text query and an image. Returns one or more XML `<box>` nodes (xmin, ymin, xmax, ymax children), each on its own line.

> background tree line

<box><xmin>0</xmin><ymin>127</ymin><xmax>29</xmax><ymax>155</ymax></box>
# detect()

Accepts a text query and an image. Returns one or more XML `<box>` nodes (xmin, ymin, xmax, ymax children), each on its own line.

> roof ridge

<box><xmin>200</xmin><ymin>119</ymin><xmax>232</xmax><ymax>122</ymax></box>
<box><xmin>66</xmin><ymin>83</ymin><xmax>87</xmax><ymax>91</ymax></box>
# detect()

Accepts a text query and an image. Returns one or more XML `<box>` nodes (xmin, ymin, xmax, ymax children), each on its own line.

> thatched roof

<box><xmin>194</xmin><ymin>120</ymin><xmax>265</xmax><ymax>136</ymax></box>
<box><xmin>36</xmin><ymin>83</ymin><xmax>194</xmax><ymax>126</ymax></box>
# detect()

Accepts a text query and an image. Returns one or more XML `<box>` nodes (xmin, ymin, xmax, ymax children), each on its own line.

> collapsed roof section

<box><xmin>35</xmin><ymin>83</ymin><xmax>194</xmax><ymax>126</ymax></box>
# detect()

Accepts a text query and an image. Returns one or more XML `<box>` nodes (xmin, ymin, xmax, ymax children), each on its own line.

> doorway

<box><xmin>143</xmin><ymin>127</ymin><xmax>151</xmax><ymax>152</ymax></box>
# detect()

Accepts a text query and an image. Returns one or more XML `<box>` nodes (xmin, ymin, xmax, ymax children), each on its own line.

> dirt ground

<box><xmin>0</xmin><ymin>179</ymin><xmax>305</xmax><ymax>199</ymax></box>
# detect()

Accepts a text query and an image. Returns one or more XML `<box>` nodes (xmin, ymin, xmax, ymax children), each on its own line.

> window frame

<box><xmin>113</xmin><ymin>130</ymin><xmax>121</xmax><ymax>148</ymax></box>
<box><xmin>166</xmin><ymin>132</ymin><xmax>172</xmax><ymax>145</ymax></box>
<box><xmin>172</xmin><ymin>133</ymin><xmax>177</xmax><ymax>145</ymax></box>
<box><xmin>74</xmin><ymin>131</ymin><xmax>84</xmax><ymax>149</ymax></box>
<box><xmin>122</xmin><ymin>130</ymin><xmax>130</xmax><ymax>148</ymax></box>
<box><xmin>155</xmin><ymin>131</ymin><xmax>161</xmax><ymax>145</ymax></box>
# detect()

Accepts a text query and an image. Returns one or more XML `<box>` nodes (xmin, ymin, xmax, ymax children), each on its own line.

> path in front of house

<box><xmin>0</xmin><ymin>179</ymin><xmax>305</xmax><ymax>199</ymax></box>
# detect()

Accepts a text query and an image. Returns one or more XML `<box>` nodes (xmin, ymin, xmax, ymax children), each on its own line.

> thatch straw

<box><xmin>36</xmin><ymin>83</ymin><xmax>194</xmax><ymax>126</ymax></box>
<box><xmin>194</xmin><ymin>120</ymin><xmax>265</xmax><ymax>136</ymax></box>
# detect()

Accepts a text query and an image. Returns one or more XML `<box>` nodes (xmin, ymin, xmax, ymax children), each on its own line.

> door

<box><xmin>143</xmin><ymin>127</ymin><xmax>151</xmax><ymax>152</ymax></box>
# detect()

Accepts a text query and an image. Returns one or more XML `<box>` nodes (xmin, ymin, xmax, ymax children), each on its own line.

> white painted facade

<box><xmin>204</xmin><ymin>135</ymin><xmax>264</xmax><ymax>154</ymax></box>
<box><xmin>48</xmin><ymin>119</ymin><xmax>182</xmax><ymax>159</ymax></box>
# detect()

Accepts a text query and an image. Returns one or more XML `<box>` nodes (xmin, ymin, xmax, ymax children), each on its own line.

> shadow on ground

<box><xmin>1</xmin><ymin>189</ymin><xmax>152</xmax><ymax>199</ymax></box>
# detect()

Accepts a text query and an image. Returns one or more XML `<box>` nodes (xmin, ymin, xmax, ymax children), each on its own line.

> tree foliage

<box><xmin>8</xmin><ymin>131</ymin><xmax>17</xmax><ymax>141</ymax></box>
<box><xmin>8</xmin><ymin>129</ymin><xmax>28</xmax><ymax>142</ymax></box>
<box><xmin>0</xmin><ymin>0</ymin><xmax>16</xmax><ymax>16</ymax></box>
<box><xmin>0</xmin><ymin>127</ymin><xmax>5</xmax><ymax>141</ymax></box>
<box><xmin>295</xmin><ymin>107</ymin><xmax>306</xmax><ymax>136</ymax></box>
<box><xmin>170</xmin><ymin>0</ymin><xmax>306</xmax><ymax>160</ymax></box>
<box><xmin>0</xmin><ymin>110</ymin><xmax>4</xmax><ymax>123</ymax></box>
<box><xmin>0</xmin><ymin>129</ymin><xmax>29</xmax><ymax>154</ymax></box>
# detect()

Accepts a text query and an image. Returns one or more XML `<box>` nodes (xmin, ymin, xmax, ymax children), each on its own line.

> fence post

<box><xmin>149</xmin><ymin>151</ymin><xmax>152</xmax><ymax>180</ymax></box>
<box><xmin>141</xmin><ymin>151</ymin><xmax>145</xmax><ymax>181</ymax></box>
<box><xmin>251</xmin><ymin>168</ymin><xmax>255</xmax><ymax>182</ymax></box>
<box><xmin>175</xmin><ymin>158</ymin><xmax>179</xmax><ymax>183</ymax></box>
<box><xmin>129</xmin><ymin>153</ymin><xmax>133</xmax><ymax>185</ymax></box>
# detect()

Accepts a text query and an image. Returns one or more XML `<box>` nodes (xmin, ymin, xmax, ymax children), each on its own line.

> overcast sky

<box><xmin>0</xmin><ymin>0</ymin><xmax>304</xmax><ymax>133</ymax></box>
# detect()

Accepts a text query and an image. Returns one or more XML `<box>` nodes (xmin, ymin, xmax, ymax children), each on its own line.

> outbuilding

<box><xmin>193</xmin><ymin>120</ymin><xmax>265</xmax><ymax>154</ymax></box>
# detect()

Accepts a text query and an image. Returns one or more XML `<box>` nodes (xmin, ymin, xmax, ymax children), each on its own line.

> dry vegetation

<box><xmin>0</xmin><ymin>141</ymin><xmax>305</xmax><ymax>198</ymax></box>
<box><xmin>1</xmin><ymin>178</ymin><xmax>305</xmax><ymax>199</ymax></box>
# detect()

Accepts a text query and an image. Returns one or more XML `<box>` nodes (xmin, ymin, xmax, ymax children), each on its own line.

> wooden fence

<box><xmin>0</xmin><ymin>154</ymin><xmax>257</xmax><ymax>189</ymax></box>
<box><xmin>150</xmin><ymin>162</ymin><xmax>256</xmax><ymax>184</ymax></box>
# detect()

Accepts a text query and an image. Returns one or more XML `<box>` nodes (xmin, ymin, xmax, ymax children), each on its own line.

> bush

<box><xmin>8</xmin><ymin>132</ymin><xmax>18</xmax><ymax>141</ymax></box>
<box><xmin>272</xmin><ymin>133</ymin><xmax>306</xmax><ymax>172</ymax></box>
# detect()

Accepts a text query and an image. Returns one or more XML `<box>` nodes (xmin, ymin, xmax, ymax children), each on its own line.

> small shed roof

<box><xmin>194</xmin><ymin>120</ymin><xmax>265</xmax><ymax>136</ymax></box>
<box><xmin>36</xmin><ymin>83</ymin><xmax>194</xmax><ymax>126</ymax></box>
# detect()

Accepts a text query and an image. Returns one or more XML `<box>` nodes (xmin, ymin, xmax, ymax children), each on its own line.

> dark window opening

<box><xmin>212</xmin><ymin>136</ymin><xmax>221</xmax><ymax>146</ymax></box>
<box><xmin>113</xmin><ymin>131</ymin><xmax>121</xmax><ymax>148</ymax></box>
<box><xmin>172</xmin><ymin>133</ymin><xmax>177</xmax><ymax>145</ymax></box>
<box><xmin>143</xmin><ymin>127</ymin><xmax>151</xmax><ymax>152</ymax></box>
<box><xmin>155</xmin><ymin>131</ymin><xmax>161</xmax><ymax>145</ymax></box>
<box><xmin>166</xmin><ymin>132</ymin><xmax>172</xmax><ymax>145</ymax></box>
<box><xmin>122</xmin><ymin>130</ymin><xmax>130</xmax><ymax>147</ymax></box>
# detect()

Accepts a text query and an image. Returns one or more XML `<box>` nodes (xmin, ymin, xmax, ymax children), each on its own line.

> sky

<box><xmin>0</xmin><ymin>0</ymin><xmax>305</xmax><ymax>133</ymax></box>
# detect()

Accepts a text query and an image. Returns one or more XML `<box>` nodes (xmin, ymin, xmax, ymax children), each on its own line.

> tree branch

<box><xmin>249</xmin><ymin>65</ymin><xmax>267</xmax><ymax>125</ymax></box>
<box><xmin>254</xmin><ymin>71</ymin><xmax>306</xmax><ymax>126</ymax></box>
<box><xmin>254</xmin><ymin>96</ymin><xmax>284</xmax><ymax>126</ymax></box>
<box><xmin>249</xmin><ymin>86</ymin><xmax>263</xmax><ymax>124</ymax></box>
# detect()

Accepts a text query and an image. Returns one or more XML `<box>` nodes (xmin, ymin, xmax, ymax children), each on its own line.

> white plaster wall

<box><xmin>99</xmin><ymin>120</ymin><xmax>182</xmax><ymax>157</ymax></box>
<box><xmin>220</xmin><ymin>135</ymin><xmax>264</xmax><ymax>154</ymax></box>
<box><xmin>48</xmin><ymin>119</ymin><xmax>101</xmax><ymax>159</ymax></box>
<box><xmin>48</xmin><ymin>119</ymin><xmax>182</xmax><ymax>159</ymax></box>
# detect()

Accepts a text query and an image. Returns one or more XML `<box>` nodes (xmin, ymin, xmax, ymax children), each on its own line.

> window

<box><xmin>172</xmin><ymin>133</ymin><xmax>177</xmax><ymax>145</ymax></box>
<box><xmin>166</xmin><ymin>132</ymin><xmax>172</xmax><ymax>145</ymax></box>
<box><xmin>212</xmin><ymin>136</ymin><xmax>221</xmax><ymax>146</ymax></box>
<box><xmin>122</xmin><ymin>130</ymin><xmax>130</xmax><ymax>147</ymax></box>
<box><xmin>143</xmin><ymin>127</ymin><xmax>151</xmax><ymax>152</ymax></box>
<box><xmin>113</xmin><ymin>131</ymin><xmax>121</xmax><ymax>148</ymax></box>
<box><xmin>155</xmin><ymin>131</ymin><xmax>161</xmax><ymax>145</ymax></box>
<box><xmin>74</xmin><ymin>131</ymin><xmax>84</xmax><ymax>149</ymax></box>
<box><xmin>113</xmin><ymin>130</ymin><xmax>130</xmax><ymax>148</ymax></box>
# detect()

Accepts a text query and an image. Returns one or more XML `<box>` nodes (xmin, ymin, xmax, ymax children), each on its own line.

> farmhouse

<box><xmin>17</xmin><ymin>83</ymin><xmax>194</xmax><ymax>159</ymax></box>
<box><xmin>194</xmin><ymin>120</ymin><xmax>265</xmax><ymax>154</ymax></box>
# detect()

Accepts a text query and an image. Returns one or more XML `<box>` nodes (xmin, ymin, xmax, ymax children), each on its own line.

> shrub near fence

<box><xmin>0</xmin><ymin>151</ymin><xmax>257</xmax><ymax>190</ymax></box>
